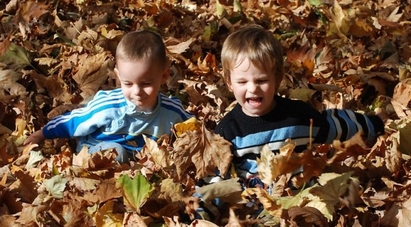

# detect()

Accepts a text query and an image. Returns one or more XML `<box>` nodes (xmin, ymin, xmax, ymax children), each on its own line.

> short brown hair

<box><xmin>221</xmin><ymin>25</ymin><xmax>284</xmax><ymax>91</ymax></box>
<box><xmin>116</xmin><ymin>30</ymin><xmax>168</xmax><ymax>68</ymax></box>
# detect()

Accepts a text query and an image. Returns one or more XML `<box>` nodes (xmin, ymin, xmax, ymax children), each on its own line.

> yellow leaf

<box><xmin>173</xmin><ymin>117</ymin><xmax>201</xmax><ymax>137</ymax></box>
<box><xmin>94</xmin><ymin>200</ymin><xmax>124</xmax><ymax>227</ymax></box>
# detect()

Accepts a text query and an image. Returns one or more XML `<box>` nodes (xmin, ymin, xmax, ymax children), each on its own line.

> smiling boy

<box><xmin>24</xmin><ymin>30</ymin><xmax>193</xmax><ymax>163</ymax></box>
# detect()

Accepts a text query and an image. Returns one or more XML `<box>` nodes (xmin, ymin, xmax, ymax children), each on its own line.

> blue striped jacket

<box><xmin>42</xmin><ymin>88</ymin><xmax>193</xmax><ymax>152</ymax></box>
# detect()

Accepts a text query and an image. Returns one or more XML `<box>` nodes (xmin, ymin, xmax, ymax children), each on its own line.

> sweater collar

<box><xmin>125</xmin><ymin>95</ymin><xmax>161</xmax><ymax>116</ymax></box>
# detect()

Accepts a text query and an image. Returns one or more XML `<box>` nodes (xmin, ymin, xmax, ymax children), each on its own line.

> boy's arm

<box><xmin>41</xmin><ymin>90</ymin><xmax>121</xmax><ymax>139</ymax></box>
<box><xmin>23</xmin><ymin>130</ymin><xmax>45</xmax><ymax>145</ymax></box>
<box><xmin>319</xmin><ymin>109</ymin><xmax>385</xmax><ymax>145</ymax></box>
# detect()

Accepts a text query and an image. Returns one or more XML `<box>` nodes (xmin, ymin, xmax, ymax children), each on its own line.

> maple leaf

<box><xmin>0</xmin><ymin>69</ymin><xmax>26</xmax><ymax>97</ymax></box>
<box><xmin>72</xmin><ymin>52</ymin><xmax>113</xmax><ymax>101</ymax></box>
<box><xmin>160</xmin><ymin>178</ymin><xmax>184</xmax><ymax>202</ymax></box>
<box><xmin>62</xmin><ymin>199</ymin><xmax>95</xmax><ymax>226</ymax></box>
<box><xmin>28</xmin><ymin>71</ymin><xmax>74</xmax><ymax>104</ymax></box>
<box><xmin>87</xmin><ymin>148</ymin><xmax>118</xmax><ymax>170</ymax></box>
<box><xmin>123</xmin><ymin>212</ymin><xmax>150</xmax><ymax>227</ymax></box>
<box><xmin>25</xmin><ymin>150</ymin><xmax>45</xmax><ymax>169</ymax></box>
<box><xmin>116</xmin><ymin>174</ymin><xmax>155</xmax><ymax>213</ymax></box>
<box><xmin>72</xmin><ymin>146</ymin><xmax>91</xmax><ymax>168</ymax></box>
<box><xmin>83</xmin><ymin>178</ymin><xmax>122</xmax><ymax>204</ymax></box>
<box><xmin>9</xmin><ymin>165</ymin><xmax>38</xmax><ymax>203</ymax></box>
<box><xmin>307</xmin><ymin>172</ymin><xmax>356</xmax><ymax>221</ymax></box>
<box><xmin>173</xmin><ymin>117</ymin><xmax>201</xmax><ymax>138</ymax></box>
<box><xmin>173</xmin><ymin>122</ymin><xmax>232</xmax><ymax>180</ymax></box>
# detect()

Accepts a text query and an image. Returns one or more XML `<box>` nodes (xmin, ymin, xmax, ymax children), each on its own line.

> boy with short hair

<box><xmin>214</xmin><ymin>25</ymin><xmax>385</xmax><ymax>189</ymax></box>
<box><xmin>24</xmin><ymin>30</ymin><xmax>193</xmax><ymax>163</ymax></box>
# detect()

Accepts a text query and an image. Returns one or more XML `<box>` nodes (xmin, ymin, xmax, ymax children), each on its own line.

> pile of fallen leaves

<box><xmin>1</xmin><ymin>0</ymin><xmax>411</xmax><ymax>226</ymax></box>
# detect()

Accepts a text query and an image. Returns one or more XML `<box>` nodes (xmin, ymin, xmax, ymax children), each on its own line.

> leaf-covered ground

<box><xmin>1</xmin><ymin>0</ymin><xmax>411</xmax><ymax>226</ymax></box>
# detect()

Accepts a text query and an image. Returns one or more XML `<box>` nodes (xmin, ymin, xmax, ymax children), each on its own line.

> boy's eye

<box><xmin>141</xmin><ymin>82</ymin><xmax>152</xmax><ymax>86</ymax></box>
<box><xmin>257</xmin><ymin>79</ymin><xmax>268</xmax><ymax>84</ymax></box>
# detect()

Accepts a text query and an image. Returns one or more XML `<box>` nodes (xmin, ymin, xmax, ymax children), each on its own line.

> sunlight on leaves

<box><xmin>381</xmin><ymin>196</ymin><xmax>411</xmax><ymax>227</ymax></box>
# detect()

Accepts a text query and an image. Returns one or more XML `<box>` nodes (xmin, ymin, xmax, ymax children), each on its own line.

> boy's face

<box><xmin>228</xmin><ymin>56</ymin><xmax>277</xmax><ymax>116</ymax></box>
<box><xmin>115</xmin><ymin>58</ymin><xmax>168</xmax><ymax>112</ymax></box>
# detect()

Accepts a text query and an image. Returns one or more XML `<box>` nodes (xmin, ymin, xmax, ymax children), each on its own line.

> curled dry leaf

<box><xmin>287</xmin><ymin>206</ymin><xmax>328</xmax><ymax>227</ymax></box>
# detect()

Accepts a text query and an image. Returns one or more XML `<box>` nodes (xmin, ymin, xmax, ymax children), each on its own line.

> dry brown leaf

<box><xmin>160</xmin><ymin>178</ymin><xmax>184</xmax><ymax>202</ymax></box>
<box><xmin>257</xmin><ymin>141</ymin><xmax>306</xmax><ymax>186</ymax></box>
<box><xmin>381</xmin><ymin>196</ymin><xmax>411</xmax><ymax>227</ymax></box>
<box><xmin>242</xmin><ymin>187</ymin><xmax>282</xmax><ymax>217</ymax></box>
<box><xmin>86</xmin><ymin>148</ymin><xmax>118</xmax><ymax>170</ymax></box>
<box><xmin>72</xmin><ymin>52</ymin><xmax>114</xmax><ymax>101</ymax></box>
<box><xmin>72</xmin><ymin>146</ymin><xmax>91</xmax><ymax>168</ymax></box>
<box><xmin>329</xmin><ymin>131</ymin><xmax>369</xmax><ymax>163</ymax></box>
<box><xmin>62</xmin><ymin>200</ymin><xmax>94</xmax><ymax>226</ymax></box>
<box><xmin>195</xmin><ymin>177</ymin><xmax>242</xmax><ymax>205</ymax></box>
<box><xmin>173</xmin><ymin>122</ymin><xmax>232</xmax><ymax>180</ymax></box>
<box><xmin>287</xmin><ymin>206</ymin><xmax>328</xmax><ymax>227</ymax></box>
<box><xmin>83</xmin><ymin>178</ymin><xmax>122</xmax><ymax>204</ymax></box>
<box><xmin>142</xmin><ymin>134</ymin><xmax>173</xmax><ymax>168</ymax></box>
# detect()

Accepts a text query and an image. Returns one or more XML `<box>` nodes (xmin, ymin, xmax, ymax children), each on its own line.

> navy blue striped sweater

<box><xmin>213</xmin><ymin>95</ymin><xmax>384</xmax><ymax>184</ymax></box>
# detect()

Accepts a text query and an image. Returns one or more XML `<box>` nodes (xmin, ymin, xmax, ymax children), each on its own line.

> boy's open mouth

<box><xmin>246</xmin><ymin>97</ymin><xmax>263</xmax><ymax>107</ymax></box>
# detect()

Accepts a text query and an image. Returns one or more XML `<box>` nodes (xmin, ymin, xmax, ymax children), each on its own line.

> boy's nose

<box><xmin>133</xmin><ymin>86</ymin><xmax>142</xmax><ymax>95</ymax></box>
<box><xmin>247</xmin><ymin>82</ymin><xmax>258</xmax><ymax>92</ymax></box>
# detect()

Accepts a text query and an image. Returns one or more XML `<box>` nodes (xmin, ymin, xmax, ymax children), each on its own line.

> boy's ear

<box><xmin>114</xmin><ymin>67</ymin><xmax>120</xmax><ymax>77</ymax></box>
<box><xmin>161</xmin><ymin>67</ymin><xmax>170</xmax><ymax>83</ymax></box>
<box><xmin>226</xmin><ymin>80</ymin><xmax>233</xmax><ymax>92</ymax></box>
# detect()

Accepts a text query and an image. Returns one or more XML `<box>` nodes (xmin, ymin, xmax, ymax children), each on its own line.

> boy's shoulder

<box><xmin>158</xmin><ymin>93</ymin><xmax>193</xmax><ymax>118</ymax></box>
<box><xmin>94</xmin><ymin>88</ymin><xmax>123</xmax><ymax>97</ymax></box>
<box><xmin>159</xmin><ymin>93</ymin><xmax>184</xmax><ymax>107</ymax></box>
